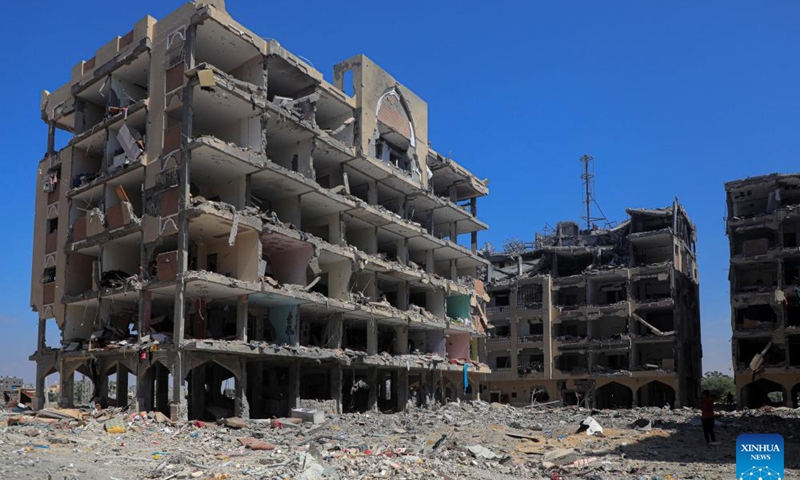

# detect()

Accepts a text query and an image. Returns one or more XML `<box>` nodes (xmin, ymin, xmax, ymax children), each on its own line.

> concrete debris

<box><xmin>4</xmin><ymin>400</ymin><xmax>798</xmax><ymax>479</ymax></box>
<box><xmin>238</xmin><ymin>437</ymin><xmax>276</xmax><ymax>450</ymax></box>
<box><xmin>292</xmin><ymin>408</ymin><xmax>324</xmax><ymax>424</ymax></box>
<box><xmin>631</xmin><ymin>418</ymin><xmax>652</xmax><ymax>432</ymax></box>
<box><xmin>467</xmin><ymin>444</ymin><xmax>502</xmax><ymax>460</ymax></box>
<box><xmin>579</xmin><ymin>417</ymin><xmax>604</xmax><ymax>436</ymax></box>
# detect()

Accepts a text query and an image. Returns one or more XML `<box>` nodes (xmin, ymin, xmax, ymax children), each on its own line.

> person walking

<box><xmin>700</xmin><ymin>390</ymin><xmax>720</xmax><ymax>445</ymax></box>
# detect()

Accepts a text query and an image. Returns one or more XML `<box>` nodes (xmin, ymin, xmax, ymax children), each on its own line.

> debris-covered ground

<box><xmin>1</xmin><ymin>401</ymin><xmax>799</xmax><ymax>479</ymax></box>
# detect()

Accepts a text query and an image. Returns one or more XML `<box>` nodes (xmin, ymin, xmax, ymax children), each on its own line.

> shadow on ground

<box><xmin>589</xmin><ymin>412</ymin><xmax>800</xmax><ymax>469</ymax></box>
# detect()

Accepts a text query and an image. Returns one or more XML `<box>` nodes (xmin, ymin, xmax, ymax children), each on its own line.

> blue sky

<box><xmin>2</xmin><ymin>0</ymin><xmax>798</xmax><ymax>382</ymax></box>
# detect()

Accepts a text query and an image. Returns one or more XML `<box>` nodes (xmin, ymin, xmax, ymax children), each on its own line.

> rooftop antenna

<box><xmin>579</xmin><ymin>154</ymin><xmax>612</xmax><ymax>230</ymax></box>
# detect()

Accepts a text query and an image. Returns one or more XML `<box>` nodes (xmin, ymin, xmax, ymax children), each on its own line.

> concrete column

<box><xmin>37</xmin><ymin>318</ymin><xmax>46</xmax><ymax>352</ymax></box>
<box><xmin>510</xmin><ymin>287</ymin><xmax>519</xmax><ymax>372</ymax></box>
<box><xmin>275</xmin><ymin>196</ymin><xmax>302</xmax><ymax>229</ymax></box>
<box><xmin>171</xmin><ymin>22</ymin><xmax>196</xmax><ymax>423</ymax></box>
<box><xmin>328</xmin><ymin>260</ymin><xmax>351</xmax><ymax>301</ymax></box>
<box><xmin>288</xmin><ymin>362</ymin><xmax>300</xmax><ymax>410</ymax></box>
<box><xmin>59</xmin><ymin>368</ymin><xmax>74</xmax><ymax>408</ymax></box>
<box><xmin>235</xmin><ymin>360</ymin><xmax>249</xmax><ymax>419</ymax></box>
<box><xmin>364</xmin><ymin>272</ymin><xmax>377</xmax><ymax>301</ymax></box>
<box><xmin>542</xmin><ymin>277</ymin><xmax>554</xmax><ymax>378</ymax></box>
<box><xmin>426</xmin><ymin>370</ymin><xmax>435</xmax><ymax>406</ymax></box>
<box><xmin>255</xmin><ymin>312</ymin><xmax>266</xmax><ymax>341</ymax></box>
<box><xmin>325</xmin><ymin>313</ymin><xmax>344</xmax><ymax>349</ymax></box>
<box><xmin>425</xmin><ymin>249</ymin><xmax>435</xmax><ymax>274</ymax></box>
<box><xmin>449</xmin><ymin>260</ymin><xmax>458</xmax><ymax>282</ymax></box>
<box><xmin>367</xmin><ymin>367</ymin><xmax>378</xmax><ymax>412</ymax></box>
<box><xmin>367</xmin><ymin>180</ymin><xmax>378</xmax><ymax>205</ymax></box>
<box><xmin>35</xmin><ymin>364</ymin><xmax>46</xmax><ymax>410</ymax></box>
<box><xmin>136</xmin><ymin>365</ymin><xmax>154</xmax><ymax>413</ymax></box>
<box><xmin>470</xmin><ymin>198</ymin><xmax>478</xmax><ymax>252</ymax></box>
<box><xmin>330</xmin><ymin>365</ymin><xmax>343</xmax><ymax>414</ymax></box>
<box><xmin>396</xmin><ymin>281</ymin><xmax>409</xmax><ymax>310</ymax></box>
<box><xmin>367</xmin><ymin>318</ymin><xmax>378</xmax><ymax>355</ymax></box>
<box><xmin>190</xmin><ymin>367</ymin><xmax>205</xmax><ymax>420</ymax></box>
<box><xmin>116</xmin><ymin>365</ymin><xmax>129</xmax><ymax>407</ymax></box>
<box><xmin>47</xmin><ymin>121</ymin><xmax>56</xmax><ymax>156</ymax></box>
<box><xmin>395</xmin><ymin>326</ymin><xmax>409</xmax><ymax>354</ymax></box>
<box><xmin>97</xmin><ymin>374</ymin><xmax>109</xmax><ymax>405</ymax></box>
<box><xmin>328</xmin><ymin>213</ymin><xmax>343</xmax><ymax>245</ymax></box>
<box><xmin>426</xmin><ymin>290</ymin><xmax>445</xmax><ymax>319</ymax></box>
<box><xmin>291</xmin><ymin>310</ymin><xmax>300</xmax><ymax>347</ymax></box>
<box><xmin>395</xmin><ymin>239</ymin><xmax>409</xmax><ymax>265</ymax></box>
<box><xmin>397</xmin><ymin>369</ymin><xmax>409</xmax><ymax>412</ymax></box>
<box><xmin>236</xmin><ymin>294</ymin><xmax>248</xmax><ymax>342</ymax></box>
<box><xmin>366</xmin><ymin>227</ymin><xmax>378</xmax><ymax>255</ymax></box>
<box><xmin>139</xmin><ymin>291</ymin><xmax>152</xmax><ymax>340</ymax></box>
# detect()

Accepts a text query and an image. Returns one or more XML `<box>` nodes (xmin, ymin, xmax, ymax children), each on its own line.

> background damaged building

<box><xmin>29</xmin><ymin>0</ymin><xmax>491</xmax><ymax>421</ymax></box>
<box><xmin>726</xmin><ymin>173</ymin><xmax>800</xmax><ymax>408</ymax></box>
<box><xmin>482</xmin><ymin>201</ymin><xmax>702</xmax><ymax>408</ymax></box>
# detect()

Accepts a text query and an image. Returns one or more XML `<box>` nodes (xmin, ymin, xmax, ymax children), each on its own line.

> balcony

<box><xmin>518</xmin><ymin>335</ymin><xmax>544</xmax><ymax>346</ymax></box>
<box><xmin>486</xmin><ymin>368</ymin><xmax>515</xmax><ymax>380</ymax></box>
<box><xmin>486</xmin><ymin>305</ymin><xmax>511</xmax><ymax>315</ymax></box>
<box><xmin>486</xmin><ymin>336</ymin><xmax>511</xmax><ymax>344</ymax></box>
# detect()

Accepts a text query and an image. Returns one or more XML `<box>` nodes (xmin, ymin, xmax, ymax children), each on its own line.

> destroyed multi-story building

<box><xmin>29</xmin><ymin>0</ymin><xmax>490</xmax><ymax>420</ymax></box>
<box><xmin>726</xmin><ymin>173</ymin><xmax>800</xmax><ymax>408</ymax></box>
<box><xmin>481</xmin><ymin>201</ymin><xmax>702</xmax><ymax>408</ymax></box>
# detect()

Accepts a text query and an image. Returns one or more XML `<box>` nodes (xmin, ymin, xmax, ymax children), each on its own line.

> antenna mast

<box><xmin>579</xmin><ymin>154</ymin><xmax>611</xmax><ymax>230</ymax></box>
<box><xmin>580</xmin><ymin>154</ymin><xmax>595</xmax><ymax>230</ymax></box>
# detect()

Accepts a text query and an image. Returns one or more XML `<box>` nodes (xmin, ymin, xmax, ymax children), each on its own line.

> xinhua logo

<box><xmin>736</xmin><ymin>434</ymin><xmax>784</xmax><ymax>480</ymax></box>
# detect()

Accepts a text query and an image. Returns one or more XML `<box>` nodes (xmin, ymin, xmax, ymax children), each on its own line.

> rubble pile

<box><xmin>1</xmin><ymin>401</ymin><xmax>799</xmax><ymax>479</ymax></box>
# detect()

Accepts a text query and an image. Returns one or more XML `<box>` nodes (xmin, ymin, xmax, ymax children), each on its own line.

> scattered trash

<box><xmin>104</xmin><ymin>417</ymin><xmax>127</xmax><ymax>434</ymax></box>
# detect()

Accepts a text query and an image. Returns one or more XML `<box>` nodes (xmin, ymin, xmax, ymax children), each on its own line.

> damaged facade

<box><xmin>30</xmin><ymin>0</ymin><xmax>490</xmax><ymax>421</ymax></box>
<box><xmin>482</xmin><ymin>201</ymin><xmax>701</xmax><ymax>408</ymax></box>
<box><xmin>726</xmin><ymin>173</ymin><xmax>800</xmax><ymax>408</ymax></box>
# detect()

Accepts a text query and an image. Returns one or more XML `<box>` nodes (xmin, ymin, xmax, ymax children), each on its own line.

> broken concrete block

<box><xmin>467</xmin><ymin>444</ymin><xmax>500</xmax><ymax>460</ymax></box>
<box><xmin>222</xmin><ymin>417</ymin><xmax>247</xmax><ymax>429</ymax></box>
<box><xmin>542</xmin><ymin>447</ymin><xmax>578</xmax><ymax>466</ymax></box>
<box><xmin>117</xmin><ymin>124</ymin><xmax>143</xmax><ymax>161</ymax></box>
<box><xmin>291</xmin><ymin>408</ymin><xmax>324</xmax><ymax>424</ymax></box>
<box><xmin>238</xmin><ymin>437</ymin><xmax>276</xmax><ymax>450</ymax></box>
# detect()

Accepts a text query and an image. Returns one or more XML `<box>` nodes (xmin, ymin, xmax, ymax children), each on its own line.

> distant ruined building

<box><xmin>481</xmin><ymin>202</ymin><xmax>702</xmax><ymax>408</ymax></box>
